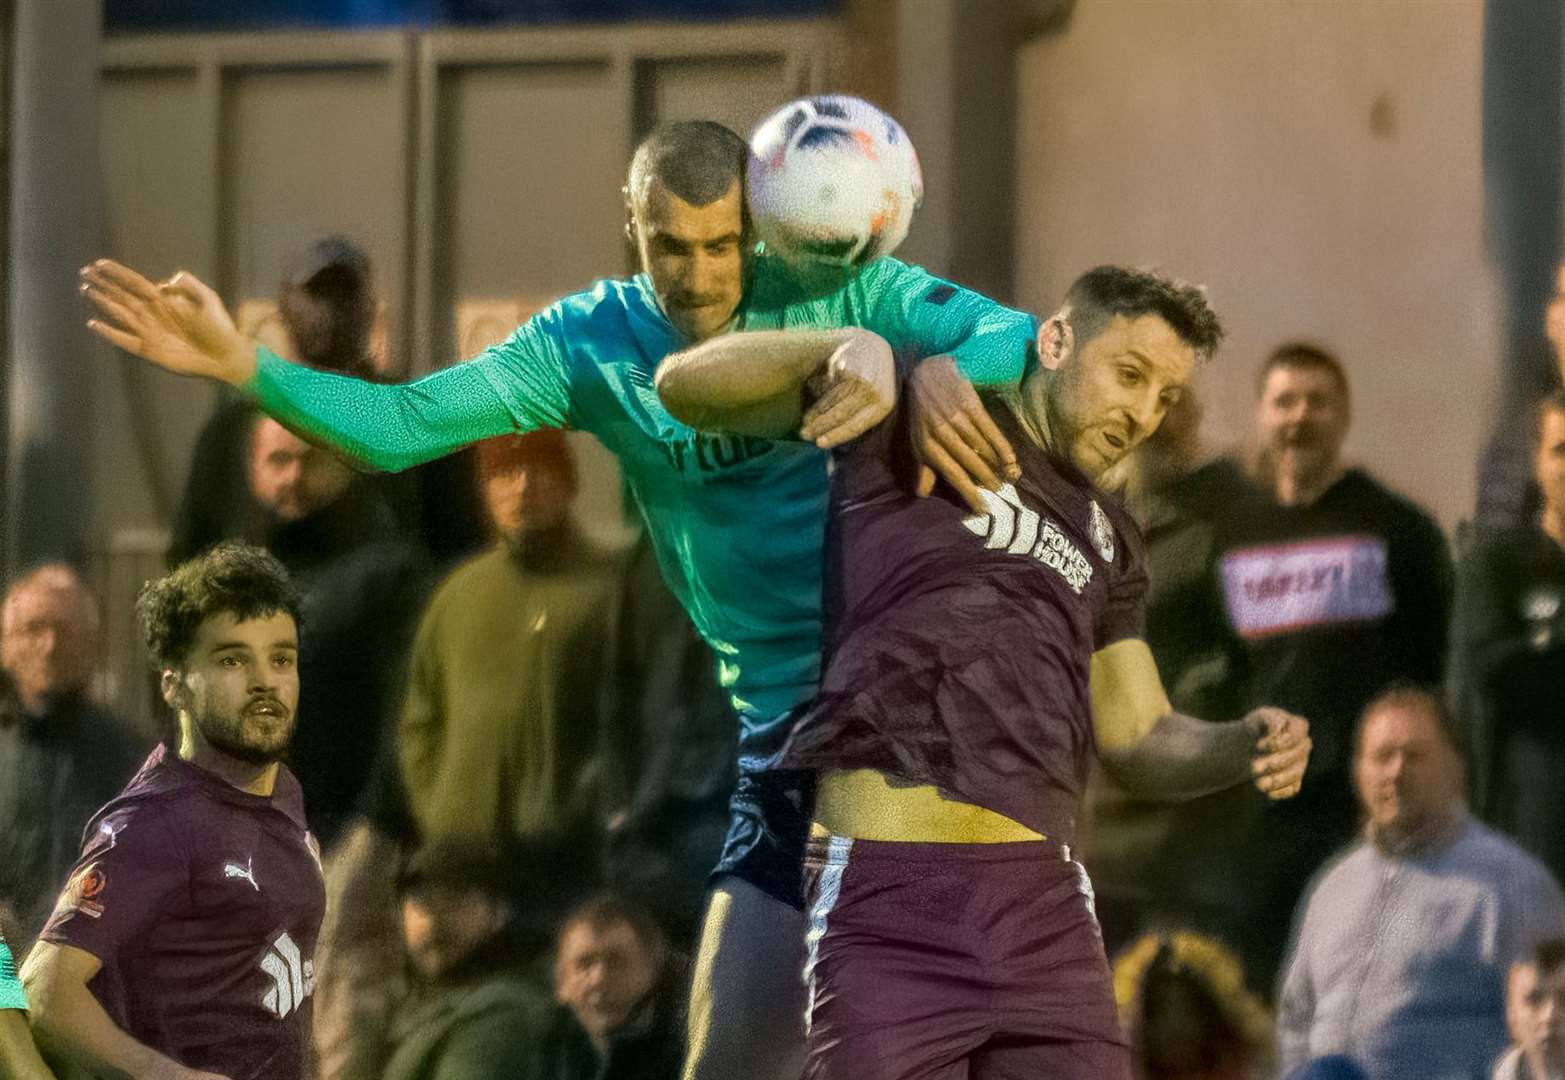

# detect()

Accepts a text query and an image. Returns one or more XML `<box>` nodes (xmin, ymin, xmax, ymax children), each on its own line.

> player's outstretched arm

<box><xmin>655</xmin><ymin>327</ymin><xmax>894</xmax><ymax>447</ymax></box>
<box><xmin>21</xmin><ymin>942</ymin><xmax>230</xmax><ymax>1080</ymax></box>
<box><xmin>1090</xmin><ymin>638</ymin><xmax>1311</xmax><ymax>802</ymax></box>
<box><xmin>82</xmin><ymin>260</ymin><xmax>561</xmax><ymax>473</ymax></box>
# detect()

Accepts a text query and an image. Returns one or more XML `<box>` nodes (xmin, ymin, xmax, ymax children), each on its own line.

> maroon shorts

<box><xmin>802</xmin><ymin>835</ymin><xmax>1130</xmax><ymax>1080</ymax></box>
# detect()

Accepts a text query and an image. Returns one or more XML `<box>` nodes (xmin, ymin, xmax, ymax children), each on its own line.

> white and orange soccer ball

<box><xmin>747</xmin><ymin>95</ymin><xmax>923</xmax><ymax>272</ymax></box>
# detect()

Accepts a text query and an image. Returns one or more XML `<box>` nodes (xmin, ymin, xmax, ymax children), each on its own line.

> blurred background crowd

<box><xmin>4</xmin><ymin>2</ymin><xmax>1565</xmax><ymax>1079</ymax></box>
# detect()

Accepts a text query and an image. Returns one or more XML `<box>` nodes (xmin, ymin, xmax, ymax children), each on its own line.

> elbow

<box><xmin>652</xmin><ymin>369</ymin><xmax>710</xmax><ymax>430</ymax></box>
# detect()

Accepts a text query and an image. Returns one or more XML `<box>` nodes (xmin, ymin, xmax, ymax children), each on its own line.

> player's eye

<box><xmin>1119</xmin><ymin>367</ymin><xmax>1141</xmax><ymax>386</ymax></box>
<box><xmin>219</xmin><ymin>655</ymin><xmax>243</xmax><ymax>668</ymax></box>
<box><xmin>273</xmin><ymin>654</ymin><xmax>295</xmax><ymax>668</ymax></box>
<box><xmin>1159</xmin><ymin>388</ymin><xmax>1182</xmax><ymax>407</ymax></box>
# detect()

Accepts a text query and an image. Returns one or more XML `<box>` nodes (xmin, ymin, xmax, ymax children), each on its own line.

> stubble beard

<box><xmin>194</xmin><ymin>703</ymin><xmax>292</xmax><ymax>766</ymax></box>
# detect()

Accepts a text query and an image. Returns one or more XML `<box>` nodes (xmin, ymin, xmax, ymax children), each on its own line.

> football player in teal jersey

<box><xmin>81</xmin><ymin>119</ymin><xmax>1034</xmax><ymax>1080</ymax></box>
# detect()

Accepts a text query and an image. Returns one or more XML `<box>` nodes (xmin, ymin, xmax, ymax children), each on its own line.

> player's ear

<box><xmin>1038</xmin><ymin>310</ymin><xmax>1072</xmax><ymax>372</ymax></box>
<box><xmin>623</xmin><ymin>185</ymin><xmax>638</xmax><ymax>244</ymax></box>
<box><xmin>159</xmin><ymin>668</ymin><xmax>183</xmax><ymax>709</ymax></box>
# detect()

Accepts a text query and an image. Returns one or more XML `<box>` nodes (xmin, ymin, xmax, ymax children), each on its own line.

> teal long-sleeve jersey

<box><xmin>248</xmin><ymin>253</ymin><xmax>1035</xmax><ymax>771</ymax></box>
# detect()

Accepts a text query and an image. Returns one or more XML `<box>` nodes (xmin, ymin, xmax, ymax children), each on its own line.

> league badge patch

<box><xmin>56</xmin><ymin>862</ymin><xmax>108</xmax><ymax>920</ymax></box>
<box><xmin>1088</xmin><ymin>500</ymin><xmax>1115</xmax><ymax>563</ymax></box>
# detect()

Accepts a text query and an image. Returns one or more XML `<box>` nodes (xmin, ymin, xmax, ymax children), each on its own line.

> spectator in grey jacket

<box><xmin>1278</xmin><ymin>684</ymin><xmax>1565</xmax><ymax>1080</ymax></box>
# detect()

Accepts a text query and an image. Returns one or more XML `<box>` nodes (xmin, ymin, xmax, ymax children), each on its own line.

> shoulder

<box><xmin>1302</xmin><ymin>839</ymin><xmax>1374</xmax><ymax>907</ymax></box>
<box><xmin>1463</xmin><ymin>523</ymin><xmax>1533</xmax><ymax>567</ymax></box>
<box><xmin>1458</xmin><ymin>821</ymin><xmax>1561</xmax><ymax>894</ymax></box>
<box><xmin>1491</xmin><ymin>1046</ymin><xmax>1524</xmax><ymax>1080</ymax></box>
<box><xmin>1339</xmin><ymin>470</ymin><xmax>1444</xmax><ymax>536</ymax></box>
<box><xmin>434</xmin><ymin>546</ymin><xmax>510</xmax><ymax>596</ymax></box>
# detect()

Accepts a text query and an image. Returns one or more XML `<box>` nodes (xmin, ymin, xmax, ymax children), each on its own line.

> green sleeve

<box><xmin>245</xmin><ymin>306</ymin><xmax>576</xmax><ymax>473</ymax></box>
<box><xmin>857</xmin><ymin>257</ymin><xmax>1035</xmax><ymax>387</ymax></box>
<box><xmin>0</xmin><ymin>941</ymin><xmax>27</xmax><ymax>1011</ymax></box>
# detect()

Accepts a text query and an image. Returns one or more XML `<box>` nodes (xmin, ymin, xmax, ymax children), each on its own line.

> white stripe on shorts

<box><xmin>802</xmin><ymin>835</ymin><xmax>853</xmax><ymax>1036</ymax></box>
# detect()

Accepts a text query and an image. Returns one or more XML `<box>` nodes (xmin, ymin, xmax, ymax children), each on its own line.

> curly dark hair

<box><xmin>1064</xmin><ymin>266</ymin><xmax>1225</xmax><ymax>362</ymax></box>
<box><xmin>136</xmin><ymin>542</ymin><xmax>302</xmax><ymax>670</ymax></box>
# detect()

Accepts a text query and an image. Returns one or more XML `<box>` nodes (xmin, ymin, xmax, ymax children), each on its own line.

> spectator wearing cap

<box><xmin>398</xmin><ymin>429</ymin><xmax>622</xmax><ymax>845</ymax></box>
<box><xmin>0</xmin><ymin>565</ymin><xmax>143</xmax><ymax>943</ymax></box>
<box><xmin>168</xmin><ymin>235</ymin><xmax>381</xmax><ymax>566</ymax></box>
<box><xmin>167</xmin><ymin>235</ymin><xmax>487</xmax><ymax>567</ymax></box>
<box><xmin>381</xmin><ymin>838</ymin><xmax>570</xmax><ymax>1080</ymax></box>
<box><xmin>544</xmin><ymin>894</ymin><xmax>685</xmax><ymax>1080</ymax></box>
<box><xmin>1277</xmin><ymin>684</ymin><xmax>1565</xmax><ymax>1080</ymax></box>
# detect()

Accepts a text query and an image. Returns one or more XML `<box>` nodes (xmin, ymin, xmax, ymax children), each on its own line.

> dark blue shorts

<box><xmin>801</xmin><ymin>834</ymin><xmax>1130</xmax><ymax>1080</ymax></box>
<box><xmin>709</xmin><ymin>769</ymin><xmax>817</xmax><ymax>910</ymax></box>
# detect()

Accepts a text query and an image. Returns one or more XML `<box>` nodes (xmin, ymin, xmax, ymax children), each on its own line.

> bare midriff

<box><xmin>811</xmin><ymin>768</ymin><xmax>1045</xmax><ymax>843</ymax></box>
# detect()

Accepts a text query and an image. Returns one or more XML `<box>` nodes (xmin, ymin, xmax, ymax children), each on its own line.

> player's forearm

<box><xmin>245</xmin><ymin>346</ymin><xmax>517</xmax><ymax>472</ymax></box>
<box><xmin>655</xmin><ymin>329</ymin><xmax>859</xmax><ymax>435</ymax></box>
<box><xmin>25</xmin><ymin>975</ymin><xmax>181</xmax><ymax>1080</ymax></box>
<box><xmin>1096</xmin><ymin>710</ymin><xmax>1261</xmax><ymax>802</ymax></box>
<box><xmin>0</xmin><ymin>1012</ymin><xmax>56</xmax><ymax>1080</ymax></box>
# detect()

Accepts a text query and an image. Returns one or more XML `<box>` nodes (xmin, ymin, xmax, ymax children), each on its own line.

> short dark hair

<box><xmin>137</xmin><ymin>542</ymin><xmax>302</xmax><ymax>670</ymax></box>
<box><xmin>626</xmin><ymin>121</ymin><xmax>748</xmax><ymax>216</ymax></box>
<box><xmin>277</xmin><ymin>235</ymin><xmax>377</xmax><ymax>377</ymax></box>
<box><xmin>1527</xmin><ymin>938</ymin><xmax>1565</xmax><ymax>980</ymax></box>
<box><xmin>1531</xmin><ymin>388</ymin><xmax>1565</xmax><ymax>451</ymax></box>
<box><xmin>1256</xmin><ymin>341</ymin><xmax>1349</xmax><ymax>401</ymax></box>
<box><xmin>1355</xmin><ymin>680</ymin><xmax>1463</xmax><ymax>759</ymax></box>
<box><xmin>558</xmin><ymin>893</ymin><xmax>668</xmax><ymax>968</ymax></box>
<box><xmin>1063</xmin><ymin>266</ymin><xmax>1224</xmax><ymax>361</ymax></box>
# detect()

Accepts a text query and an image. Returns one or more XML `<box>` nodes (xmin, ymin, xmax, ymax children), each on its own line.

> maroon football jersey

<box><xmin>781</xmin><ymin>394</ymin><xmax>1148</xmax><ymax>843</ymax></box>
<box><xmin>42</xmin><ymin>745</ymin><xmax>325</xmax><ymax>1079</ymax></box>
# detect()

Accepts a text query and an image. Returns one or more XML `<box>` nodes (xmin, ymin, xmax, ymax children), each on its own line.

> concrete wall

<box><xmin>1015</xmin><ymin>0</ymin><xmax>1496</xmax><ymax>530</ymax></box>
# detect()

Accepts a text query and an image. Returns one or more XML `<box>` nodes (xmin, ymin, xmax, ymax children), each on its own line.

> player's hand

<box><xmin>907</xmin><ymin>355</ymin><xmax>1020</xmax><ymax>514</ymax></box>
<box><xmin>1244</xmin><ymin>706</ymin><xmax>1311</xmax><ymax>800</ymax></box>
<box><xmin>81</xmin><ymin>259</ymin><xmax>257</xmax><ymax>387</ymax></box>
<box><xmin>799</xmin><ymin>328</ymin><xmax>895</xmax><ymax>448</ymax></box>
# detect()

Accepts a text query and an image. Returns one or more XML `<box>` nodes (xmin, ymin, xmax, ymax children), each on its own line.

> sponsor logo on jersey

<box><xmin>661</xmin><ymin>430</ymin><xmax>776</xmax><ymax>476</ymax></box>
<box><xmin>961</xmin><ymin>483</ymin><xmax>1093</xmax><ymax>594</ymax></box>
<box><xmin>1219</xmin><ymin>535</ymin><xmax>1391</xmax><ymax>639</ymax></box>
<box><xmin>259</xmin><ymin>930</ymin><xmax>316</xmax><ymax>1020</ymax></box>
<box><xmin>224</xmin><ymin>858</ymin><xmax>260</xmax><ymax>891</ymax></box>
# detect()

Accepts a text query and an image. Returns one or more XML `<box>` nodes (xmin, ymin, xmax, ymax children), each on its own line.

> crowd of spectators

<box><xmin>3</xmin><ymin>235</ymin><xmax>1565</xmax><ymax>1080</ymax></box>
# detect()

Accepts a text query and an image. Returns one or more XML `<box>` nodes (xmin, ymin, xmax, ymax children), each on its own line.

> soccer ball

<box><xmin>747</xmin><ymin>95</ymin><xmax>923</xmax><ymax>271</ymax></box>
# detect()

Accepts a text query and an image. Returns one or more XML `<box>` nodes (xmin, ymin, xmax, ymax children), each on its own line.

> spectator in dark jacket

<box><xmin>248</xmin><ymin>413</ymin><xmax>428</xmax><ymax>846</ymax></box>
<box><xmin>0</xmin><ymin>565</ymin><xmax>143</xmax><ymax>943</ymax></box>
<box><xmin>546</xmin><ymin>894</ymin><xmax>685</xmax><ymax>1080</ymax></box>
<box><xmin>1453</xmin><ymin>390</ymin><xmax>1565</xmax><ymax>885</ymax></box>
<box><xmin>168</xmin><ymin>235</ymin><xmax>486</xmax><ymax>568</ymax></box>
